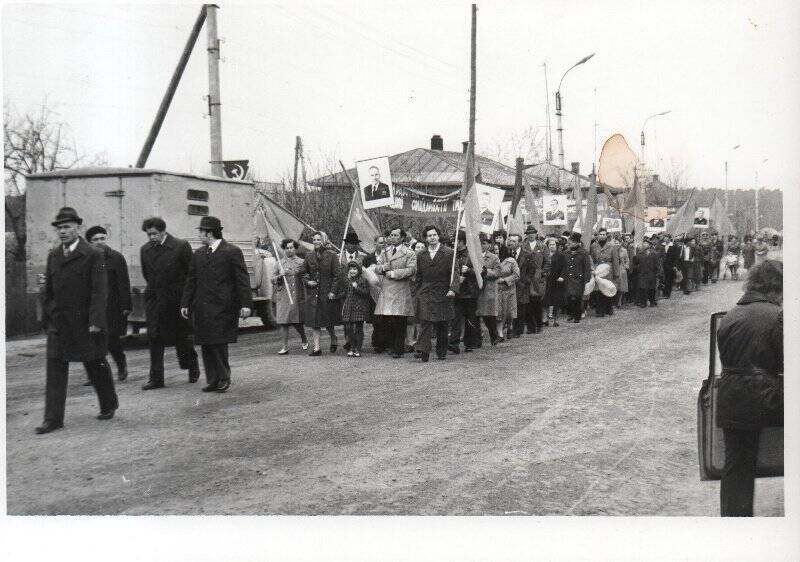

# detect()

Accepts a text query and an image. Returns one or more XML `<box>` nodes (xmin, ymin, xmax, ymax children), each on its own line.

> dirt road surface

<box><xmin>5</xmin><ymin>279</ymin><xmax>783</xmax><ymax>515</ymax></box>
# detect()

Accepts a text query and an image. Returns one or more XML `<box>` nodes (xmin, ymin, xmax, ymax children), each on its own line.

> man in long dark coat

<box><xmin>36</xmin><ymin>207</ymin><xmax>119</xmax><ymax>434</ymax></box>
<box><xmin>508</xmin><ymin>234</ymin><xmax>534</xmax><ymax>337</ymax></box>
<box><xmin>140</xmin><ymin>217</ymin><xmax>201</xmax><ymax>389</ymax></box>
<box><xmin>181</xmin><ymin>216</ymin><xmax>253</xmax><ymax>393</ymax></box>
<box><xmin>448</xmin><ymin>231</ymin><xmax>480</xmax><ymax>353</ymax></box>
<box><xmin>414</xmin><ymin>226</ymin><xmax>457</xmax><ymax>362</ymax></box>
<box><xmin>662</xmin><ymin>234</ymin><xmax>680</xmax><ymax>298</ymax></box>
<box><xmin>632</xmin><ymin>238</ymin><xmax>663</xmax><ymax>307</ymax></box>
<box><xmin>564</xmin><ymin>232</ymin><xmax>592</xmax><ymax>323</ymax></box>
<box><xmin>86</xmin><ymin>225</ymin><xmax>132</xmax><ymax>381</ymax></box>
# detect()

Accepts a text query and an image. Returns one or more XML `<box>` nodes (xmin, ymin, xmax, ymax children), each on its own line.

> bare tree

<box><xmin>4</xmin><ymin>101</ymin><xmax>106</xmax><ymax>195</ymax></box>
<box><xmin>479</xmin><ymin>125</ymin><xmax>547</xmax><ymax>166</ymax></box>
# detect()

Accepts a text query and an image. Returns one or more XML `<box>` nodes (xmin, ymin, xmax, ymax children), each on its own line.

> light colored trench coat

<box><xmin>476</xmin><ymin>251</ymin><xmax>502</xmax><ymax>317</ymax></box>
<box><xmin>373</xmin><ymin>244</ymin><xmax>417</xmax><ymax>316</ymax></box>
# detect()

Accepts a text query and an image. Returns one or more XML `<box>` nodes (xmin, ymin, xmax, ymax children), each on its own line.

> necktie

<box><xmin>392</xmin><ymin>246</ymin><xmax>397</xmax><ymax>256</ymax></box>
<box><xmin>63</xmin><ymin>246</ymin><xmax>71</xmax><ymax>258</ymax></box>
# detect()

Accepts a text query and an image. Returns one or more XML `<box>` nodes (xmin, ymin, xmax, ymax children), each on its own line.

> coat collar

<box><xmin>58</xmin><ymin>237</ymin><xmax>90</xmax><ymax>266</ymax></box>
<box><xmin>738</xmin><ymin>290</ymin><xmax>780</xmax><ymax>306</ymax></box>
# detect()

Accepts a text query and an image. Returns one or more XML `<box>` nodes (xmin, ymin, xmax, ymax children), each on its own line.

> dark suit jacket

<box><xmin>415</xmin><ymin>245</ymin><xmax>457</xmax><ymax>322</ymax></box>
<box><xmin>512</xmin><ymin>247</ymin><xmax>534</xmax><ymax>304</ymax></box>
<box><xmin>44</xmin><ymin>238</ymin><xmax>108</xmax><ymax>361</ymax></box>
<box><xmin>364</xmin><ymin>182</ymin><xmax>390</xmax><ymax>201</ymax></box>
<box><xmin>141</xmin><ymin>233</ymin><xmax>194</xmax><ymax>343</ymax></box>
<box><xmin>181</xmin><ymin>239</ymin><xmax>253</xmax><ymax>345</ymax></box>
<box><xmin>101</xmin><ymin>246</ymin><xmax>132</xmax><ymax>338</ymax></box>
<box><xmin>545</xmin><ymin>210</ymin><xmax>565</xmax><ymax>221</ymax></box>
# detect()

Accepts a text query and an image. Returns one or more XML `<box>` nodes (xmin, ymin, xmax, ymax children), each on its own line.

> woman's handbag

<box><xmin>696</xmin><ymin>312</ymin><xmax>784</xmax><ymax>480</ymax></box>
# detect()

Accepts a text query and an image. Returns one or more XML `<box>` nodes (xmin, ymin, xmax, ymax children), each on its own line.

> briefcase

<box><xmin>697</xmin><ymin>312</ymin><xmax>783</xmax><ymax>481</ymax></box>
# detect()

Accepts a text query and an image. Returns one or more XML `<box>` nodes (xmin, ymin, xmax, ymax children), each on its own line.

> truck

<box><xmin>25</xmin><ymin>167</ymin><xmax>271</xmax><ymax>329</ymax></box>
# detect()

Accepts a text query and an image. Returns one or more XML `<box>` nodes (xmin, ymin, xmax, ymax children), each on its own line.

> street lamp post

<box><xmin>723</xmin><ymin>144</ymin><xmax>741</xmax><ymax>215</ymax></box>
<box><xmin>755</xmin><ymin>158</ymin><xmax>768</xmax><ymax>231</ymax></box>
<box><xmin>555</xmin><ymin>53</ymin><xmax>595</xmax><ymax>169</ymax></box>
<box><xmin>640</xmin><ymin>110</ymin><xmax>671</xmax><ymax>171</ymax></box>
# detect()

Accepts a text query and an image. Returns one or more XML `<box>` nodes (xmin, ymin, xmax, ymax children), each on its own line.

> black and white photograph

<box><xmin>694</xmin><ymin>206</ymin><xmax>711</xmax><ymax>228</ymax></box>
<box><xmin>2</xmin><ymin>1</ymin><xmax>797</xmax><ymax>561</ymax></box>
<box><xmin>542</xmin><ymin>193</ymin><xmax>568</xmax><ymax>225</ymax></box>
<box><xmin>356</xmin><ymin>156</ymin><xmax>394</xmax><ymax>210</ymax></box>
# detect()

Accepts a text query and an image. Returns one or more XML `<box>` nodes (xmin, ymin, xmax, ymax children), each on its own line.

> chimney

<box><xmin>652</xmin><ymin>174</ymin><xmax>659</xmax><ymax>183</ymax></box>
<box><xmin>462</xmin><ymin>141</ymin><xmax>469</xmax><ymax>154</ymax></box>
<box><xmin>430</xmin><ymin>134</ymin><xmax>443</xmax><ymax>151</ymax></box>
<box><xmin>570</xmin><ymin>162</ymin><xmax>580</xmax><ymax>175</ymax></box>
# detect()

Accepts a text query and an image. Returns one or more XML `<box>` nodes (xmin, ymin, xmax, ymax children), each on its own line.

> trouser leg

<box><xmin>568</xmin><ymin>296</ymin><xmax>581</xmax><ymax>322</ymax></box>
<box><xmin>344</xmin><ymin>322</ymin><xmax>354</xmax><ymax>349</ymax></box>
<box><xmin>663</xmin><ymin>271</ymin><xmax>674</xmax><ymax>297</ymax></box>
<box><xmin>648</xmin><ymin>288</ymin><xmax>657</xmax><ymax>305</ymax></box>
<box><xmin>417</xmin><ymin>320</ymin><xmax>434</xmax><ymax>353</ymax></box>
<box><xmin>482</xmin><ymin>316</ymin><xmax>498</xmax><ymax>343</ymax></box>
<box><xmin>148</xmin><ymin>340</ymin><xmax>165</xmax><ymax>384</ymax></box>
<box><xmin>449</xmin><ymin>301</ymin><xmax>466</xmax><ymax>347</ymax></box>
<box><xmin>435</xmin><ymin>321</ymin><xmax>449</xmax><ymax>358</ymax></box>
<box><xmin>462</xmin><ymin>299</ymin><xmax>479</xmax><ymax>348</ymax></box>
<box><xmin>721</xmin><ymin>428</ymin><xmax>759</xmax><ymax>517</ymax></box>
<box><xmin>372</xmin><ymin>315</ymin><xmax>387</xmax><ymax>351</ymax></box>
<box><xmin>637</xmin><ymin>287</ymin><xmax>647</xmax><ymax>306</ymax></box>
<box><xmin>107</xmin><ymin>335</ymin><xmax>126</xmax><ymax>372</ymax></box>
<box><xmin>200</xmin><ymin>344</ymin><xmax>230</xmax><ymax>386</ymax></box>
<box><xmin>44</xmin><ymin>357</ymin><xmax>69</xmax><ymax>424</ymax></box>
<box><xmin>85</xmin><ymin>358</ymin><xmax>118</xmax><ymax>413</ymax></box>
<box><xmin>513</xmin><ymin>302</ymin><xmax>528</xmax><ymax>335</ymax></box>
<box><xmin>531</xmin><ymin>297</ymin><xmax>543</xmax><ymax>329</ymax></box>
<box><xmin>176</xmin><ymin>336</ymin><xmax>200</xmax><ymax>375</ymax></box>
<box><xmin>388</xmin><ymin>316</ymin><xmax>407</xmax><ymax>355</ymax></box>
<box><xmin>354</xmin><ymin>321</ymin><xmax>364</xmax><ymax>352</ymax></box>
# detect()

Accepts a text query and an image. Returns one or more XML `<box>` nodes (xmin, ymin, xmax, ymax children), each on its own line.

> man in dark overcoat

<box><xmin>140</xmin><ymin>217</ymin><xmax>201</xmax><ymax>389</ymax></box>
<box><xmin>414</xmin><ymin>226</ymin><xmax>457</xmax><ymax>362</ymax></box>
<box><xmin>36</xmin><ymin>208</ymin><xmax>119</xmax><ymax>434</ymax></box>
<box><xmin>507</xmin><ymin>234</ymin><xmax>535</xmax><ymax>337</ymax></box>
<box><xmin>631</xmin><ymin>238</ymin><xmax>663</xmax><ymax>307</ymax></box>
<box><xmin>662</xmin><ymin>234</ymin><xmax>680</xmax><ymax>298</ymax></box>
<box><xmin>86</xmin><ymin>225</ymin><xmax>132</xmax><ymax>381</ymax></box>
<box><xmin>448</xmin><ymin>231</ymin><xmax>480</xmax><ymax>353</ymax></box>
<box><xmin>181</xmin><ymin>216</ymin><xmax>253</xmax><ymax>392</ymax></box>
<box><xmin>564</xmin><ymin>232</ymin><xmax>592</xmax><ymax>323</ymax></box>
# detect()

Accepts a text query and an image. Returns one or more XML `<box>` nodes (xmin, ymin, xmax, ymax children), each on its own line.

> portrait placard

<box><xmin>694</xmin><ymin>207</ymin><xmax>710</xmax><ymax>228</ymax></box>
<box><xmin>542</xmin><ymin>193</ymin><xmax>568</xmax><ymax>226</ymax></box>
<box><xmin>356</xmin><ymin>156</ymin><xmax>394</xmax><ymax>210</ymax></box>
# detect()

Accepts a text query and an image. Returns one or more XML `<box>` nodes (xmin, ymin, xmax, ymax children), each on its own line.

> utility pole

<box><xmin>292</xmin><ymin>136</ymin><xmax>302</xmax><ymax>193</ymax></box>
<box><xmin>754</xmin><ymin>170</ymin><xmax>759</xmax><ymax>231</ymax></box>
<box><xmin>206</xmin><ymin>4</ymin><xmax>223</xmax><ymax>177</ymax></box>
<box><xmin>136</xmin><ymin>5</ymin><xmax>207</xmax><ymax>168</ymax></box>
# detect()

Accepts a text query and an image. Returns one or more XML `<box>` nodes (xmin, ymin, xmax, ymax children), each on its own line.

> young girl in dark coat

<box><xmin>341</xmin><ymin>261</ymin><xmax>371</xmax><ymax>357</ymax></box>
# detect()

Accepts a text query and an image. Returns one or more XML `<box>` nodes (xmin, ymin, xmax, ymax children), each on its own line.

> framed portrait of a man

<box><xmin>694</xmin><ymin>207</ymin><xmax>710</xmax><ymax>228</ymax></box>
<box><xmin>542</xmin><ymin>193</ymin><xmax>567</xmax><ymax>226</ymax></box>
<box><xmin>356</xmin><ymin>156</ymin><xmax>394</xmax><ymax>210</ymax></box>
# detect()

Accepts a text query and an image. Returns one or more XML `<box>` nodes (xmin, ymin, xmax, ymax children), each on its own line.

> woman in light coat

<box><xmin>614</xmin><ymin>237</ymin><xmax>630</xmax><ymax>307</ymax></box>
<box><xmin>496</xmin><ymin>249</ymin><xmax>520</xmax><ymax>341</ymax></box>
<box><xmin>476</xmin><ymin>235</ymin><xmax>502</xmax><ymax>345</ymax></box>
<box><xmin>273</xmin><ymin>239</ymin><xmax>307</xmax><ymax>354</ymax></box>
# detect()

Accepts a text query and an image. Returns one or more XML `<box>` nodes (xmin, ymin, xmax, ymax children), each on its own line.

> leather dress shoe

<box><xmin>420</xmin><ymin>352</ymin><xmax>430</xmax><ymax>362</ymax></box>
<box><xmin>309</xmin><ymin>349</ymin><xmax>322</xmax><ymax>357</ymax></box>
<box><xmin>142</xmin><ymin>381</ymin><xmax>165</xmax><ymax>390</ymax></box>
<box><xmin>117</xmin><ymin>367</ymin><xmax>128</xmax><ymax>382</ymax></box>
<box><xmin>202</xmin><ymin>383</ymin><xmax>219</xmax><ymax>392</ymax></box>
<box><xmin>97</xmin><ymin>409</ymin><xmax>116</xmax><ymax>420</ymax></box>
<box><xmin>216</xmin><ymin>380</ymin><xmax>231</xmax><ymax>393</ymax></box>
<box><xmin>35</xmin><ymin>421</ymin><xmax>63</xmax><ymax>434</ymax></box>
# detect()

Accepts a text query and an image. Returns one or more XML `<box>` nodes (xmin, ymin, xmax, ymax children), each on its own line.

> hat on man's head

<box><xmin>479</xmin><ymin>232</ymin><xmax>491</xmax><ymax>243</ymax></box>
<box><xmin>198</xmin><ymin>216</ymin><xmax>223</xmax><ymax>231</ymax></box>
<box><xmin>569</xmin><ymin>232</ymin><xmax>583</xmax><ymax>243</ymax></box>
<box><xmin>85</xmin><ymin>225</ymin><xmax>107</xmax><ymax>240</ymax></box>
<box><xmin>344</xmin><ymin>231</ymin><xmax>361</xmax><ymax>244</ymax></box>
<box><xmin>51</xmin><ymin>207</ymin><xmax>83</xmax><ymax>227</ymax></box>
<box><xmin>524</xmin><ymin>225</ymin><xmax>538</xmax><ymax>235</ymax></box>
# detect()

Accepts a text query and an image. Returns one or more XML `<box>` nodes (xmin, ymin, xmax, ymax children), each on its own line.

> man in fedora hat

<box><xmin>181</xmin><ymin>216</ymin><xmax>253</xmax><ymax>393</ymax></box>
<box><xmin>523</xmin><ymin>224</ymin><xmax>546</xmax><ymax>332</ymax></box>
<box><xmin>36</xmin><ymin>208</ymin><xmax>119</xmax><ymax>434</ymax></box>
<box><xmin>140</xmin><ymin>217</ymin><xmax>201</xmax><ymax>390</ymax></box>
<box><xmin>85</xmin><ymin>225</ymin><xmax>132</xmax><ymax>381</ymax></box>
<box><xmin>341</xmin><ymin>231</ymin><xmax>368</xmax><ymax>265</ymax></box>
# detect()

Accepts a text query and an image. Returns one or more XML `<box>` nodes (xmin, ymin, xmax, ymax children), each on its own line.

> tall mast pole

<box><xmin>543</xmin><ymin>62</ymin><xmax>552</xmax><ymax>163</ymax></box>
<box><xmin>206</xmin><ymin>4</ymin><xmax>223</xmax><ymax>177</ymax></box>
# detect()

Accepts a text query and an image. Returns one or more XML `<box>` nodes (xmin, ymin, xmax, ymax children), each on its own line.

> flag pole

<box><xmin>450</xmin><ymin>208</ymin><xmax>463</xmax><ymax>285</ymax></box>
<box><xmin>257</xmin><ymin>208</ymin><xmax>294</xmax><ymax>305</ymax></box>
<box><xmin>338</xmin><ymin>161</ymin><xmax>358</xmax><ymax>263</ymax></box>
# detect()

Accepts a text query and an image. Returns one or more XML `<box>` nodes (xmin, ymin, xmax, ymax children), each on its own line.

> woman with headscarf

<box><xmin>716</xmin><ymin>260</ymin><xmax>783</xmax><ymax>516</ymax></box>
<box><xmin>543</xmin><ymin>237</ymin><xmax>566</xmax><ymax>327</ymax></box>
<box><xmin>300</xmin><ymin>231</ymin><xmax>342</xmax><ymax>355</ymax></box>
<box><xmin>273</xmin><ymin>239</ymin><xmax>308</xmax><ymax>355</ymax></box>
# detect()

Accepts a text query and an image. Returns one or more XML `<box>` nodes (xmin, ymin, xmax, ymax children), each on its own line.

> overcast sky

<box><xmin>3</xmin><ymin>1</ymin><xmax>799</xmax><ymax>190</ymax></box>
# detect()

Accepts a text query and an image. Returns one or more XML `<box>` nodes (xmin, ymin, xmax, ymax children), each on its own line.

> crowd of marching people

<box><xmin>254</xmin><ymin>223</ymin><xmax>776</xmax><ymax>362</ymax></box>
<box><xmin>34</xmin><ymin>203</ymin><xmax>781</xmax><ymax>434</ymax></box>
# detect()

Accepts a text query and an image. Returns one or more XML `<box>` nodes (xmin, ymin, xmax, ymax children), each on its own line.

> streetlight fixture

<box><xmin>724</xmin><ymin>144</ymin><xmax>741</xmax><ymax>213</ymax></box>
<box><xmin>640</xmin><ymin>110</ymin><xmax>671</xmax><ymax>168</ymax></box>
<box><xmin>555</xmin><ymin>52</ymin><xmax>595</xmax><ymax>169</ymax></box>
<box><xmin>755</xmin><ymin>158</ymin><xmax>768</xmax><ymax>231</ymax></box>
